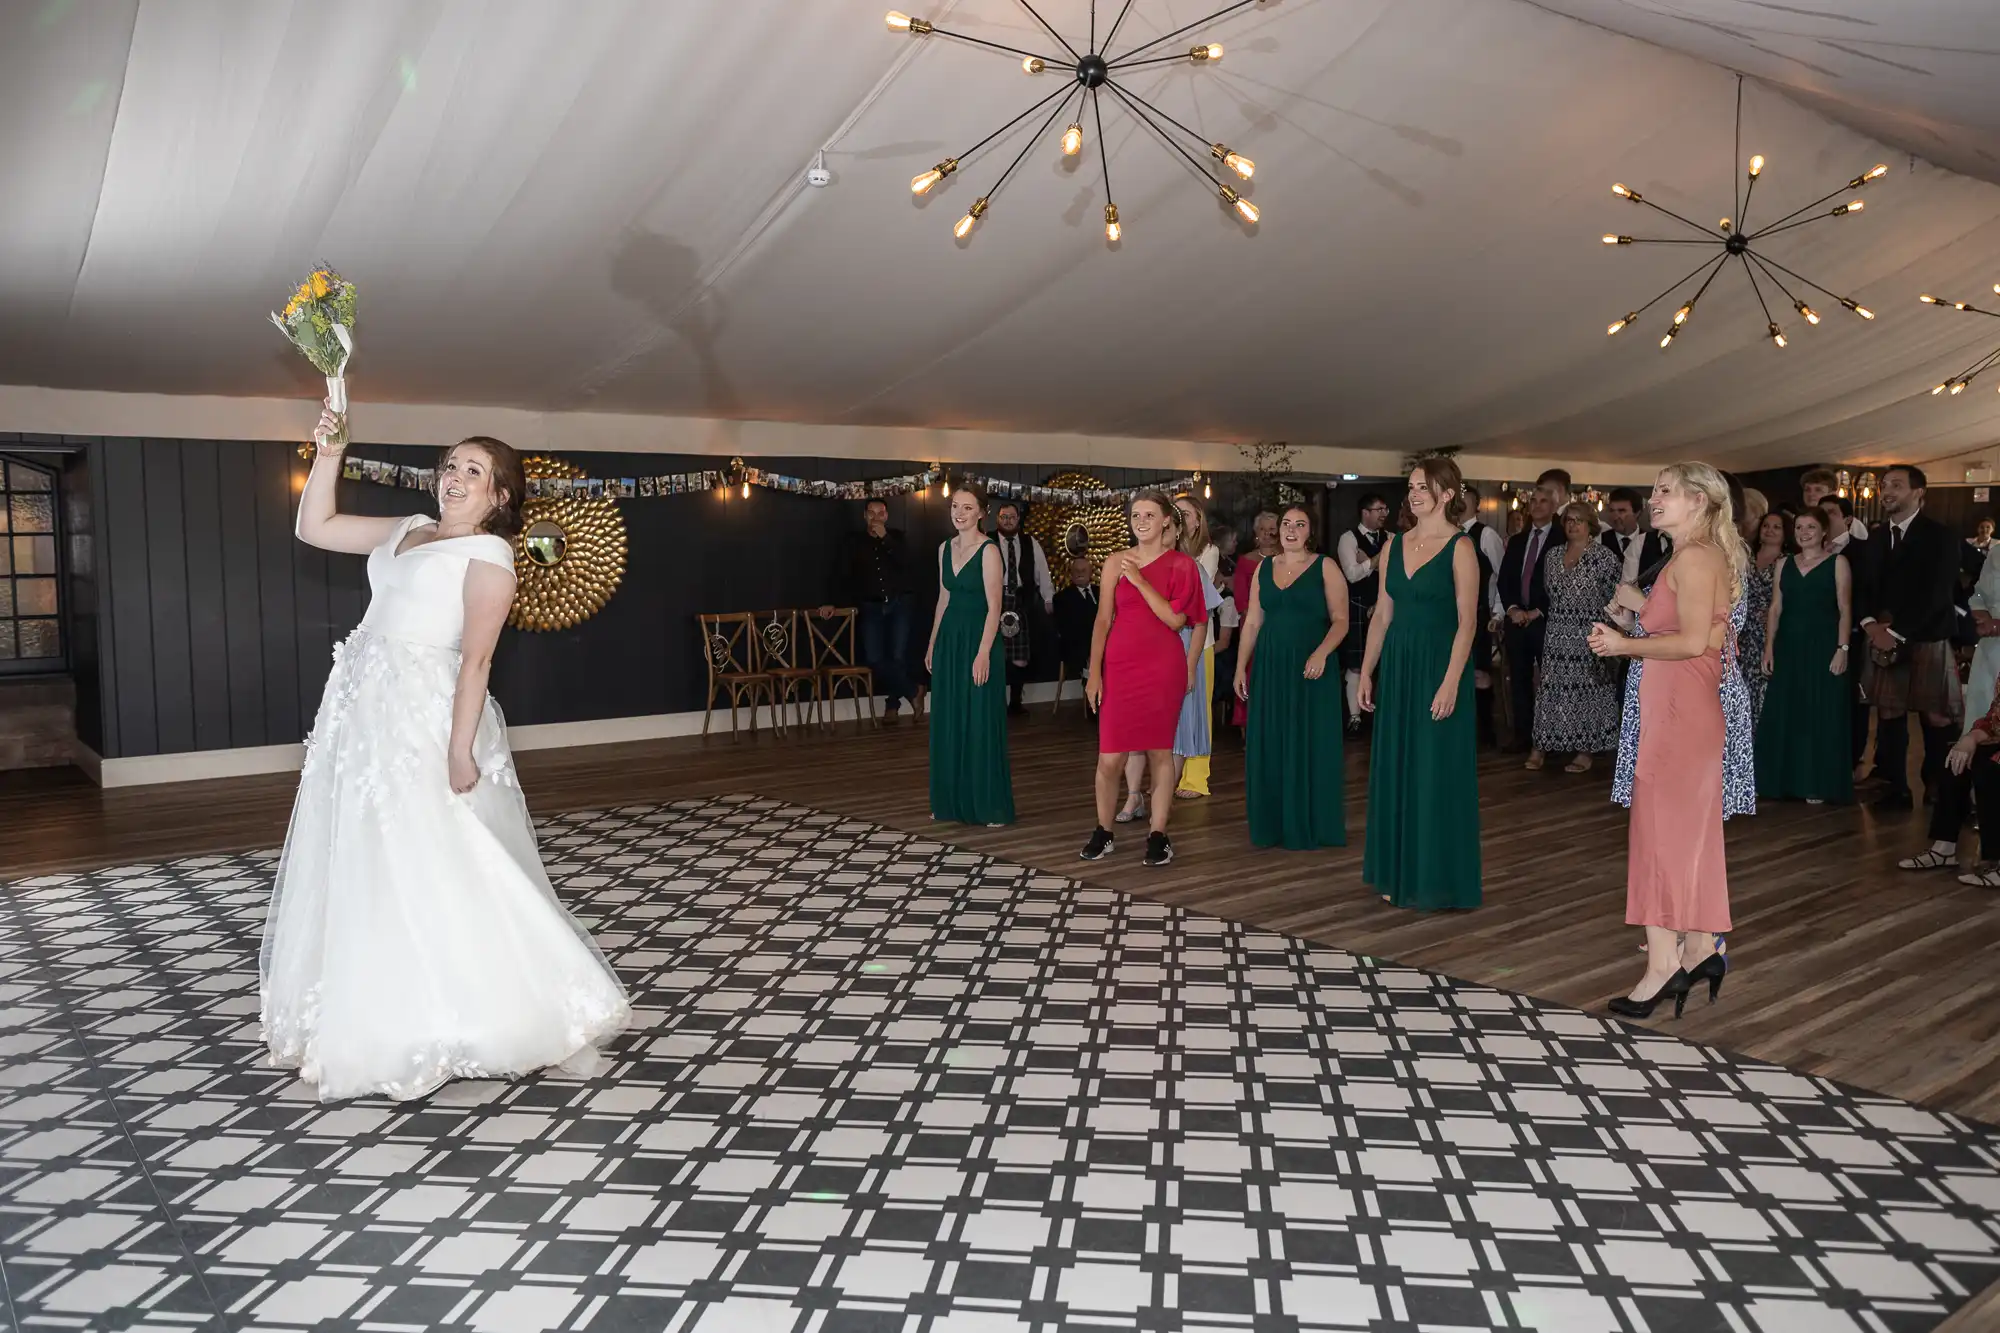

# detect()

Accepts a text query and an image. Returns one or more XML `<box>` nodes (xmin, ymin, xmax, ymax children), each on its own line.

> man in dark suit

<box><xmin>1600</xmin><ymin>487</ymin><xmax>1642</xmax><ymax>567</ymax></box>
<box><xmin>1497</xmin><ymin>476</ymin><xmax>1563</xmax><ymax>750</ymax></box>
<box><xmin>1855</xmin><ymin>465</ymin><xmax>1962</xmax><ymax>808</ymax></box>
<box><xmin>1052</xmin><ymin>556</ymin><xmax>1099</xmax><ymax>686</ymax></box>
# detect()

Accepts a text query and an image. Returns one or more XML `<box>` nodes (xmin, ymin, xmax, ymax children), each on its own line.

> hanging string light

<box><xmin>1601</xmin><ymin>75</ymin><xmax>1884</xmax><ymax>352</ymax></box>
<box><xmin>885</xmin><ymin>2</ymin><xmax>1270</xmax><ymax>247</ymax></box>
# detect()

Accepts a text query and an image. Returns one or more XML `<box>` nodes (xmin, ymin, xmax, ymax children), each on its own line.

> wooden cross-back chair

<box><xmin>807</xmin><ymin>609</ymin><xmax>877</xmax><ymax>729</ymax></box>
<box><xmin>698</xmin><ymin>612</ymin><xmax>777</xmax><ymax>739</ymax></box>
<box><xmin>759</xmin><ymin>609</ymin><xmax>821</xmax><ymax>733</ymax></box>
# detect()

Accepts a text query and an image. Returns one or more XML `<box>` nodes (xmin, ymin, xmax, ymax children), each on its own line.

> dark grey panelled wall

<box><xmin>35</xmin><ymin>435</ymin><xmax>1174</xmax><ymax>759</ymax></box>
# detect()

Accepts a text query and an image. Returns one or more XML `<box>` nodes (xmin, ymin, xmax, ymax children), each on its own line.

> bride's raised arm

<box><xmin>295</xmin><ymin>401</ymin><xmax>416</xmax><ymax>555</ymax></box>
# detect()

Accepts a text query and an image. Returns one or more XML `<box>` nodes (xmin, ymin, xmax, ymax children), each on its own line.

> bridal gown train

<box><xmin>260</xmin><ymin>513</ymin><xmax>631</xmax><ymax>1103</ymax></box>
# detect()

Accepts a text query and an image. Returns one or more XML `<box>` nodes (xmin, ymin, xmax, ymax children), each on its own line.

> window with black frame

<box><xmin>1</xmin><ymin>457</ymin><xmax>63</xmax><ymax>669</ymax></box>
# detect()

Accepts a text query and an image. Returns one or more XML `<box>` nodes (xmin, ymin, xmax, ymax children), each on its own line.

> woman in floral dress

<box><xmin>1529</xmin><ymin>502</ymin><xmax>1623</xmax><ymax>772</ymax></box>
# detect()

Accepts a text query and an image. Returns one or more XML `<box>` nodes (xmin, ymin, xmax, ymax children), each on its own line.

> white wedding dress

<box><xmin>260</xmin><ymin>514</ymin><xmax>631</xmax><ymax>1102</ymax></box>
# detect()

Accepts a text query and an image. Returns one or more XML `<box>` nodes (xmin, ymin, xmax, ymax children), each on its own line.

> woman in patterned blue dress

<box><xmin>1530</xmin><ymin>502</ymin><xmax>1623</xmax><ymax>772</ymax></box>
<box><xmin>1738</xmin><ymin>511</ymin><xmax>1789</xmax><ymax>723</ymax></box>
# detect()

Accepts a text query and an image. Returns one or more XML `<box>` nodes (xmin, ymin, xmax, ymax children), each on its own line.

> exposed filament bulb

<box><xmin>1768</xmin><ymin>322</ymin><xmax>1787</xmax><ymax>349</ymax></box>
<box><xmin>1748</xmin><ymin>154</ymin><xmax>1765</xmax><ymax>177</ymax></box>
<box><xmin>1104</xmin><ymin>203</ymin><xmax>1121</xmax><ymax>243</ymax></box>
<box><xmin>1219</xmin><ymin>184</ymin><xmax>1258</xmax><ymax>224</ymax></box>
<box><xmin>953</xmin><ymin>196</ymin><xmax>988</xmax><ymax>239</ymax></box>
<box><xmin>1061</xmin><ymin>122</ymin><xmax>1083</xmax><ymax>156</ymax></box>
<box><xmin>1796</xmin><ymin>302</ymin><xmax>1819</xmax><ymax>325</ymax></box>
<box><xmin>910</xmin><ymin>158</ymin><xmax>957</xmax><ymax>195</ymax></box>
<box><xmin>1190</xmin><ymin>42</ymin><xmax>1222</xmax><ymax>62</ymax></box>
<box><xmin>1211</xmin><ymin>144</ymin><xmax>1254</xmax><ymax>179</ymax></box>
<box><xmin>1607</xmin><ymin>311</ymin><xmax>1637</xmax><ymax>336</ymax></box>
<box><xmin>1022</xmin><ymin>56</ymin><xmax>1044</xmax><ymax>74</ymax></box>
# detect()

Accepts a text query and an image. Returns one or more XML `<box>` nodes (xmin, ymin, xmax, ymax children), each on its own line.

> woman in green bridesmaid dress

<box><xmin>927</xmin><ymin>487</ymin><xmax>1015</xmax><ymax>825</ymax></box>
<box><xmin>1235</xmin><ymin>505</ymin><xmax>1350</xmax><ymax>848</ymax></box>
<box><xmin>1358</xmin><ymin>456</ymin><xmax>1483</xmax><ymax>909</ymax></box>
<box><xmin>1755</xmin><ymin>507</ymin><xmax>1853</xmax><ymax>803</ymax></box>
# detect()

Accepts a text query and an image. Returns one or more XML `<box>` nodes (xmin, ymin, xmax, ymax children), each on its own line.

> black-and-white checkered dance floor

<box><xmin>4</xmin><ymin>796</ymin><xmax>1998</xmax><ymax>1332</ymax></box>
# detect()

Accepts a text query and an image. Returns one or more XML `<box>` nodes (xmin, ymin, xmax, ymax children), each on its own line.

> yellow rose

<box><xmin>311</xmin><ymin>273</ymin><xmax>332</xmax><ymax>298</ymax></box>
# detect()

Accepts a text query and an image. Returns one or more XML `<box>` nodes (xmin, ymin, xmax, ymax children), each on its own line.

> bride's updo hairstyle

<box><xmin>442</xmin><ymin>435</ymin><xmax>527</xmax><ymax>541</ymax></box>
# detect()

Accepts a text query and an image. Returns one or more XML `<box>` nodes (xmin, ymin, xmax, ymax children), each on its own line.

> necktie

<box><xmin>1004</xmin><ymin>537</ymin><xmax>1017</xmax><ymax>585</ymax></box>
<box><xmin>1521</xmin><ymin>529</ymin><xmax>1543</xmax><ymax>604</ymax></box>
<box><xmin>1889</xmin><ymin>524</ymin><xmax>1901</xmax><ymax>554</ymax></box>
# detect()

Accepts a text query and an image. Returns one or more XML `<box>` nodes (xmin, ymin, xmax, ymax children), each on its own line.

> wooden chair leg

<box><xmin>1052</xmin><ymin>665</ymin><xmax>1067</xmax><ymax>717</ymax></box>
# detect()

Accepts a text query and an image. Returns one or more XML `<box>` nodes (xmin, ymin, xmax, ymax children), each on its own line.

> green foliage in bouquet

<box><xmin>270</xmin><ymin>265</ymin><xmax>358</xmax><ymax>376</ymax></box>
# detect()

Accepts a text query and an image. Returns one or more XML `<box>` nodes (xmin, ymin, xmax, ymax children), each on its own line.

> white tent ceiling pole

<box><xmin>572</xmin><ymin>0</ymin><xmax>967</xmax><ymax>401</ymax></box>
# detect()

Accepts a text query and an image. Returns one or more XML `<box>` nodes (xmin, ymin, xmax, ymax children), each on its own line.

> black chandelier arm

<box><xmin>1732</xmin><ymin>75</ymin><xmax>1743</xmax><ymax>222</ymax></box>
<box><xmin>1630</xmin><ymin>195</ymin><xmax>1727</xmax><ymax>241</ymax></box>
<box><xmin>1744</xmin><ymin>251</ymin><xmax>1810</xmax><ymax>311</ymax></box>
<box><xmin>1750</xmin><ymin>252</ymin><xmax>1857</xmax><ymax>307</ymax></box>
<box><xmin>1104</xmin><ymin>77</ymin><xmax>1212</xmax><ymax>154</ymax></box>
<box><xmin>924</xmin><ymin>24</ymin><xmax>1068</xmax><ymax>66</ymax></box>
<box><xmin>1093</xmin><ymin>84</ymin><xmax>1114</xmax><ymax>204</ymax></box>
<box><xmin>1739</xmin><ymin>254</ymin><xmax>1777</xmax><ymax>328</ymax></box>
<box><xmin>1112</xmin><ymin>50</ymin><xmax>1216</xmax><ymax>70</ymax></box>
<box><xmin>1016</xmin><ymin>0</ymin><xmax>1081</xmax><ymax>60</ymax></box>
<box><xmin>1738</xmin><ymin>171</ymin><xmax>1759</xmax><ymax>234</ymax></box>
<box><xmin>1622</xmin><ymin>252</ymin><xmax>1730</xmax><ymax>322</ymax></box>
<box><xmin>1105</xmin><ymin>80</ymin><xmax>1223</xmax><ymax>188</ymax></box>
<box><xmin>1620</xmin><ymin>238</ymin><xmax>1732</xmax><ymax>246</ymax></box>
<box><xmin>1090</xmin><ymin>0</ymin><xmax>1096</xmax><ymax>52</ymax></box>
<box><xmin>1102</xmin><ymin>0</ymin><xmax>1141</xmax><ymax>53</ymax></box>
<box><xmin>954</xmin><ymin>81</ymin><xmax>1079</xmax><ymax>165</ymax></box>
<box><xmin>1681</xmin><ymin>250</ymin><xmax>1730</xmax><ymax>314</ymax></box>
<box><xmin>979</xmin><ymin>83</ymin><xmax>1087</xmax><ymax>207</ymax></box>
<box><xmin>1746</xmin><ymin>208</ymin><xmax>1854</xmax><ymax>243</ymax></box>
<box><xmin>1113</xmin><ymin>0</ymin><xmax>1259</xmax><ymax>63</ymax></box>
<box><xmin>1927</xmin><ymin>300</ymin><xmax>2000</xmax><ymax>321</ymax></box>
<box><xmin>1747</xmin><ymin>181</ymin><xmax>1868</xmax><ymax>240</ymax></box>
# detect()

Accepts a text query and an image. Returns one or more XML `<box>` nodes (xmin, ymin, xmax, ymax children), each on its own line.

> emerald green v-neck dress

<box><xmin>1362</xmin><ymin>532</ymin><xmax>1481</xmax><ymax>909</ymax></box>
<box><xmin>1245</xmin><ymin>555</ymin><xmax>1347</xmax><ymax>849</ymax></box>
<box><xmin>929</xmin><ymin>539</ymin><xmax>1015</xmax><ymax>825</ymax></box>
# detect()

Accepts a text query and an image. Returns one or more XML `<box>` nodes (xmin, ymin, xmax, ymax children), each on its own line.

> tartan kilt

<box><xmin>1863</xmin><ymin>638</ymin><xmax>1962</xmax><ymax>721</ymax></box>
<box><xmin>1000</xmin><ymin>583</ymin><xmax>1032</xmax><ymax>669</ymax></box>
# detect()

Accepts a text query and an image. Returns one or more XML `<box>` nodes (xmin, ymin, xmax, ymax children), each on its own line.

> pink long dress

<box><xmin>1626</xmin><ymin>568</ymin><xmax>1733</xmax><ymax>933</ymax></box>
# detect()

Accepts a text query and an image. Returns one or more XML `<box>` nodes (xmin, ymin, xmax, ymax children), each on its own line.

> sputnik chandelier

<box><xmin>1918</xmin><ymin>285</ymin><xmax>2000</xmax><ymax>397</ymax></box>
<box><xmin>1601</xmin><ymin>75</ymin><xmax>1886</xmax><ymax>352</ymax></box>
<box><xmin>884</xmin><ymin>1</ymin><xmax>1267</xmax><ymax>243</ymax></box>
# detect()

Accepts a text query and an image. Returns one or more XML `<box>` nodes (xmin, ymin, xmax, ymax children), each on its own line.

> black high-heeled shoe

<box><xmin>1608</xmin><ymin>968</ymin><xmax>1693</xmax><ymax>1020</ymax></box>
<box><xmin>1685</xmin><ymin>952</ymin><xmax>1727</xmax><ymax>1005</ymax></box>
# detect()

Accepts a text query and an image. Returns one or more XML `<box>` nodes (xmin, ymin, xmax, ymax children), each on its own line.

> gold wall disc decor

<box><xmin>509</xmin><ymin>455</ymin><xmax>627</xmax><ymax>632</ymax></box>
<box><xmin>1022</xmin><ymin>472</ymin><xmax>1132</xmax><ymax>581</ymax></box>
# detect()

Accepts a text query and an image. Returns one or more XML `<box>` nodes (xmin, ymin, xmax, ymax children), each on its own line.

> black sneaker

<box><xmin>1079</xmin><ymin>827</ymin><xmax>1114</xmax><ymax>861</ymax></box>
<box><xmin>1144</xmin><ymin>831</ymin><xmax>1173</xmax><ymax>866</ymax></box>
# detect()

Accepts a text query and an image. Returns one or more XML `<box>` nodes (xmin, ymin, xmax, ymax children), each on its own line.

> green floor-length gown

<box><xmin>1363</xmin><ymin>531</ymin><xmax>1481</xmax><ymax>908</ymax></box>
<box><xmin>1755</xmin><ymin>555</ymin><xmax>1852</xmax><ymax>803</ymax></box>
<box><xmin>929</xmin><ymin>539</ymin><xmax>1016</xmax><ymax>825</ymax></box>
<box><xmin>1246</xmin><ymin>555</ymin><xmax>1347</xmax><ymax>848</ymax></box>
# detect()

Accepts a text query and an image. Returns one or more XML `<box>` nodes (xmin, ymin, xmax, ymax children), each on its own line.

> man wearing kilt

<box><xmin>1335</xmin><ymin>493</ymin><xmax>1393</xmax><ymax>734</ymax></box>
<box><xmin>1856</xmin><ymin>465</ymin><xmax>1962</xmax><ymax>809</ymax></box>
<box><xmin>993</xmin><ymin>501</ymin><xmax>1055</xmax><ymax>716</ymax></box>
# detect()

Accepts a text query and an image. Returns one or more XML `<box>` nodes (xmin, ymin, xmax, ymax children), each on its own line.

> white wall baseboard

<box><xmin>87</xmin><ymin>679</ymin><xmax>1089</xmax><ymax>789</ymax></box>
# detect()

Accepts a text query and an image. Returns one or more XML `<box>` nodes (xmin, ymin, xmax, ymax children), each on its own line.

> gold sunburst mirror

<box><xmin>1023</xmin><ymin>471</ymin><xmax>1132</xmax><ymax>580</ymax></box>
<box><xmin>510</xmin><ymin>456</ymin><xmax>627</xmax><ymax>632</ymax></box>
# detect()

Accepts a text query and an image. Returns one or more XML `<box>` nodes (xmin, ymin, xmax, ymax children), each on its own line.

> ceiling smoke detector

<box><xmin>806</xmin><ymin>152</ymin><xmax>832</xmax><ymax>188</ymax></box>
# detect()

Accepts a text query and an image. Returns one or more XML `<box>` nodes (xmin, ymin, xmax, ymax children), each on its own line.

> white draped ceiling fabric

<box><xmin>2</xmin><ymin>0</ymin><xmax>1998</xmax><ymax>470</ymax></box>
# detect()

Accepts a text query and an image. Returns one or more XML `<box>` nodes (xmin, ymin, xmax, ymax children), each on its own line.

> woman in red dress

<box><xmin>1588</xmin><ymin>463</ymin><xmax>1742</xmax><ymax>1019</ymax></box>
<box><xmin>1083</xmin><ymin>493</ymin><xmax>1207</xmax><ymax>867</ymax></box>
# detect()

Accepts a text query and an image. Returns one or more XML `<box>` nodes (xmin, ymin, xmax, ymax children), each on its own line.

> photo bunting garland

<box><xmin>331</xmin><ymin>452</ymin><xmax>1207</xmax><ymax>508</ymax></box>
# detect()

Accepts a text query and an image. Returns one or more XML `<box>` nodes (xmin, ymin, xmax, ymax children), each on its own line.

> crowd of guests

<box><xmin>824</xmin><ymin>454</ymin><xmax>1995</xmax><ymax>1017</ymax></box>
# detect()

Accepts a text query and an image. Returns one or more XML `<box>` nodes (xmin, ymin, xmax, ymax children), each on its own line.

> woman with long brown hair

<box><xmin>1085</xmin><ymin>493</ymin><xmax>1207</xmax><ymax>867</ymax></box>
<box><xmin>1357</xmin><ymin>457</ymin><xmax>1483</xmax><ymax>909</ymax></box>
<box><xmin>1589</xmin><ymin>463</ymin><xmax>1747</xmax><ymax>1018</ymax></box>
<box><xmin>262</xmin><ymin>401</ymin><xmax>630</xmax><ymax>1102</ymax></box>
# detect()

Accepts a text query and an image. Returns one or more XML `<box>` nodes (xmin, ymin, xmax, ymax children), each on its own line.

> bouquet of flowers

<box><xmin>270</xmin><ymin>265</ymin><xmax>358</xmax><ymax>442</ymax></box>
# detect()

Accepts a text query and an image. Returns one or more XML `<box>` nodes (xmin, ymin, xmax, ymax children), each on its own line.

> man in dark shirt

<box><xmin>820</xmin><ymin>499</ymin><xmax>916</xmax><ymax>715</ymax></box>
<box><xmin>1053</xmin><ymin>556</ymin><xmax>1099</xmax><ymax>682</ymax></box>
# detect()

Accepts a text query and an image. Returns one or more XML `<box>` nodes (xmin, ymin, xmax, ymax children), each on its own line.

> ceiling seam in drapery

<box><xmin>568</xmin><ymin>0</ymin><xmax>969</xmax><ymax>403</ymax></box>
<box><xmin>60</xmin><ymin>0</ymin><xmax>142</xmax><ymax>327</ymax></box>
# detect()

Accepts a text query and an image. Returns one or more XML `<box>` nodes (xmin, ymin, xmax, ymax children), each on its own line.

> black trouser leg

<box><xmin>1930</xmin><ymin>764</ymin><xmax>1973</xmax><ymax>844</ymax></box>
<box><xmin>1475</xmin><ymin>686</ymin><xmax>1495</xmax><ymax>748</ymax></box>
<box><xmin>1922</xmin><ymin>723</ymin><xmax>1957</xmax><ymax>797</ymax></box>
<box><xmin>1505</xmin><ymin>628</ymin><xmax>1537</xmax><ymax>748</ymax></box>
<box><xmin>1973</xmin><ymin>748</ymin><xmax>2000</xmax><ymax>861</ymax></box>
<box><xmin>1875</xmin><ymin>712</ymin><xmax>1912</xmax><ymax>796</ymax></box>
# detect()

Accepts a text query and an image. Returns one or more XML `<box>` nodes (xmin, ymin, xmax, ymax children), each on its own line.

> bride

<box><xmin>260</xmin><ymin>403</ymin><xmax>631</xmax><ymax>1102</ymax></box>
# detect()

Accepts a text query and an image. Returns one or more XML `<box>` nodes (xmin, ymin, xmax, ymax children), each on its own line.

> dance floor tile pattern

<box><xmin>2</xmin><ymin>798</ymin><xmax>1997</xmax><ymax>1333</ymax></box>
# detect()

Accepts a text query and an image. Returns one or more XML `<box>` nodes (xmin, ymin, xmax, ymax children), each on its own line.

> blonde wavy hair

<box><xmin>1657</xmin><ymin>462</ymin><xmax>1746</xmax><ymax>608</ymax></box>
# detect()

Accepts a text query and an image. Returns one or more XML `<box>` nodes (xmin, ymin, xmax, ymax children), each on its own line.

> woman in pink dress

<box><xmin>1082</xmin><ymin>493</ymin><xmax>1207</xmax><ymax>868</ymax></box>
<box><xmin>1588</xmin><ymin>463</ymin><xmax>1743</xmax><ymax>1020</ymax></box>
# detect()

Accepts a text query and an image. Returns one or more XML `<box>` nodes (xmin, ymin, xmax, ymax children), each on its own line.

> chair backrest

<box><xmin>758</xmin><ymin>609</ymin><xmax>810</xmax><ymax>671</ymax></box>
<box><xmin>698</xmin><ymin>612</ymin><xmax>761</xmax><ymax>679</ymax></box>
<box><xmin>808</xmin><ymin>608</ymin><xmax>858</xmax><ymax>668</ymax></box>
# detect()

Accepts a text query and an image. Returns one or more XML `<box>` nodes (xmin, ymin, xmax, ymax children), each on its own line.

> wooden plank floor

<box><xmin>7</xmin><ymin>710</ymin><xmax>1997</xmax><ymax>1122</ymax></box>
<box><xmin>7</xmin><ymin>713</ymin><xmax>2000</xmax><ymax>1329</ymax></box>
